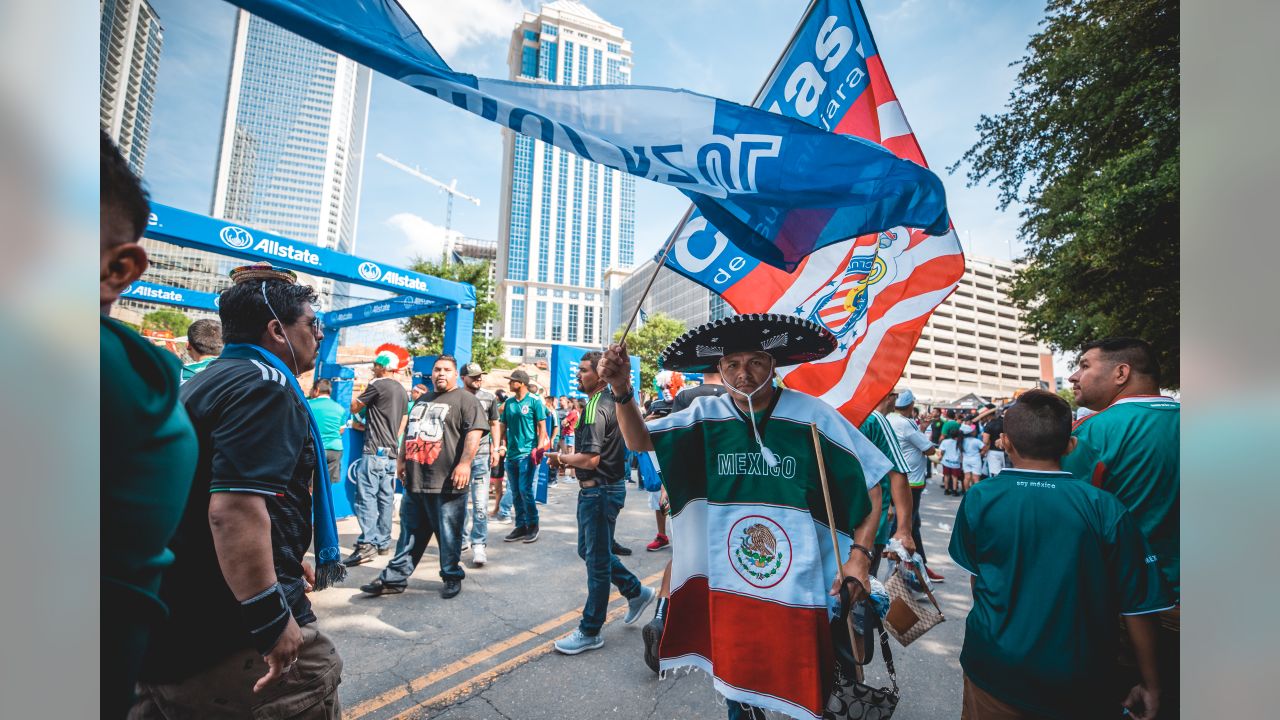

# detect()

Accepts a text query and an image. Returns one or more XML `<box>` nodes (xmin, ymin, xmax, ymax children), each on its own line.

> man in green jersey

<box><xmin>950</xmin><ymin>390</ymin><xmax>1170</xmax><ymax>720</ymax></box>
<box><xmin>1063</xmin><ymin>337</ymin><xmax>1180</xmax><ymax>716</ymax></box>
<box><xmin>181</xmin><ymin>319</ymin><xmax>223</xmax><ymax>382</ymax></box>
<box><xmin>858</xmin><ymin>390</ymin><xmax>915</xmax><ymax>577</ymax></box>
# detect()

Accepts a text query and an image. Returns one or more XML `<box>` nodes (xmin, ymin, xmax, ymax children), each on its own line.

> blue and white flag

<box><xmin>227</xmin><ymin>0</ymin><xmax>950</xmax><ymax>270</ymax></box>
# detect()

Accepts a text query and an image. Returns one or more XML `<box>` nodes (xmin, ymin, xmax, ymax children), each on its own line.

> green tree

<box><xmin>1057</xmin><ymin>387</ymin><xmax>1078</xmax><ymax>411</ymax></box>
<box><xmin>142</xmin><ymin>309</ymin><xmax>192</xmax><ymax>338</ymax></box>
<box><xmin>400</xmin><ymin>257</ymin><xmax>505</xmax><ymax>370</ymax></box>
<box><xmin>954</xmin><ymin>0</ymin><xmax>1179</xmax><ymax>387</ymax></box>
<box><xmin>613</xmin><ymin>312</ymin><xmax>686</xmax><ymax>393</ymax></box>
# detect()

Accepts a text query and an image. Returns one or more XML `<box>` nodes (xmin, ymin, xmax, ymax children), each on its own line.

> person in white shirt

<box><xmin>939</xmin><ymin>427</ymin><xmax>964</xmax><ymax>496</ymax></box>
<box><xmin>886</xmin><ymin>389</ymin><xmax>944</xmax><ymax>583</ymax></box>
<box><xmin>961</xmin><ymin>423</ymin><xmax>985</xmax><ymax>492</ymax></box>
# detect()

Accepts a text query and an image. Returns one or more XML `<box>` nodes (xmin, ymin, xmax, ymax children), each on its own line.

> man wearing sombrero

<box><xmin>599</xmin><ymin>313</ymin><xmax>890</xmax><ymax>720</ymax></box>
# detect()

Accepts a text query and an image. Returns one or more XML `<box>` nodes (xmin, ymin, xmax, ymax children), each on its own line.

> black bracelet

<box><xmin>614</xmin><ymin>386</ymin><xmax>635</xmax><ymax>405</ymax></box>
<box><xmin>240</xmin><ymin>582</ymin><xmax>291</xmax><ymax>655</ymax></box>
<box><xmin>849</xmin><ymin>543</ymin><xmax>874</xmax><ymax>563</ymax></box>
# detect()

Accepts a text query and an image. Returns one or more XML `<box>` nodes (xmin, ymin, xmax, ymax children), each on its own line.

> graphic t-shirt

<box><xmin>142</xmin><ymin>355</ymin><xmax>318</xmax><ymax>682</ymax></box>
<box><xmin>574</xmin><ymin>389</ymin><xmax>626</xmax><ymax>483</ymax></box>
<box><xmin>672</xmin><ymin>383</ymin><xmax>729</xmax><ymax>413</ymax></box>
<box><xmin>858</xmin><ymin>410</ymin><xmax>911</xmax><ymax>546</ymax></box>
<box><xmin>358</xmin><ymin>377</ymin><xmax>408</xmax><ymax>457</ymax></box>
<box><xmin>403</xmin><ymin>389</ymin><xmax>487</xmax><ymax>493</ymax></box>
<box><xmin>308</xmin><ymin>396</ymin><xmax>349</xmax><ymax>451</ymax></box>
<box><xmin>1062</xmin><ymin>395</ymin><xmax>1181</xmax><ymax>597</ymax></box>
<box><xmin>501</xmin><ymin>393</ymin><xmax>547</xmax><ymax>458</ymax></box>
<box><xmin>949</xmin><ymin>469</ymin><xmax>1173</xmax><ymax>718</ymax></box>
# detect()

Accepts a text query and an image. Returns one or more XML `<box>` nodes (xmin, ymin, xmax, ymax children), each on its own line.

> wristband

<box><xmin>848</xmin><ymin>543</ymin><xmax>874</xmax><ymax>563</ymax></box>
<box><xmin>240</xmin><ymin>582</ymin><xmax>291</xmax><ymax>655</ymax></box>
<box><xmin>614</xmin><ymin>386</ymin><xmax>635</xmax><ymax>405</ymax></box>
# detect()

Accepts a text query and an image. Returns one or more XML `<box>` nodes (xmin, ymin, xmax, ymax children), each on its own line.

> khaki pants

<box><xmin>961</xmin><ymin>675</ymin><xmax>1053</xmax><ymax>720</ymax></box>
<box><xmin>130</xmin><ymin>624</ymin><xmax>342</xmax><ymax>720</ymax></box>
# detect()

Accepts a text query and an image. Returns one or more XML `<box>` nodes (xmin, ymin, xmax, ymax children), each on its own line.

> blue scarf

<box><xmin>222</xmin><ymin>343</ymin><xmax>345</xmax><ymax>590</ymax></box>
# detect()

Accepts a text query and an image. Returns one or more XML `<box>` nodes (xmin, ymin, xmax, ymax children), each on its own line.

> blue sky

<box><xmin>143</xmin><ymin>0</ymin><xmax>1046</xmax><ymax>279</ymax></box>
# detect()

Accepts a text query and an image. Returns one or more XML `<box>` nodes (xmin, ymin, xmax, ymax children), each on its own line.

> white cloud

<box><xmin>386</xmin><ymin>212</ymin><xmax>452</xmax><ymax>263</ymax></box>
<box><xmin>399</xmin><ymin>0</ymin><xmax>528</xmax><ymax>60</ymax></box>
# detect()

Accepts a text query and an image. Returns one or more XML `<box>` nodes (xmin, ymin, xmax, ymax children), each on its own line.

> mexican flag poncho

<box><xmin>649</xmin><ymin>389</ymin><xmax>891</xmax><ymax>720</ymax></box>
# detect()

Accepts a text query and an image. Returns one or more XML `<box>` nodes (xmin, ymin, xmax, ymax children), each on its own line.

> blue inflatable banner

<box><xmin>549</xmin><ymin>345</ymin><xmax>640</xmax><ymax>399</ymax></box>
<box><xmin>144</xmin><ymin>203</ymin><xmax>475</xmax><ymax>306</ymax></box>
<box><xmin>121</xmin><ymin>280</ymin><xmax>220</xmax><ymax>313</ymax></box>
<box><xmin>227</xmin><ymin>0</ymin><xmax>949</xmax><ymax>270</ymax></box>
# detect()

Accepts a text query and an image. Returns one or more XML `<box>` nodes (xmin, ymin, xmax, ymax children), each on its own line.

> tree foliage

<box><xmin>400</xmin><ymin>257</ymin><xmax>506</xmax><ymax>371</ymax></box>
<box><xmin>955</xmin><ymin>0</ymin><xmax>1179</xmax><ymax>387</ymax></box>
<box><xmin>142</xmin><ymin>309</ymin><xmax>192</xmax><ymax>338</ymax></box>
<box><xmin>613</xmin><ymin>312</ymin><xmax>686</xmax><ymax>393</ymax></box>
<box><xmin>1057</xmin><ymin>387</ymin><xmax>1078</xmax><ymax>410</ymax></box>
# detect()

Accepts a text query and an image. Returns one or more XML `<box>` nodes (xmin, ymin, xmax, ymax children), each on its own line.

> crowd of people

<box><xmin>103</xmin><ymin>130</ymin><xmax>1179</xmax><ymax>720</ymax></box>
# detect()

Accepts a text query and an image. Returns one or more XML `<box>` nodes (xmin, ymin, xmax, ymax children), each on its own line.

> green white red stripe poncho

<box><xmin>648</xmin><ymin>389</ymin><xmax>890</xmax><ymax>720</ymax></box>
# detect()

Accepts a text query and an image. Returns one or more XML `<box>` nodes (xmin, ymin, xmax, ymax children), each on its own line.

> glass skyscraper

<box><xmin>134</xmin><ymin>10</ymin><xmax>372</xmax><ymax>313</ymax></box>
<box><xmin>496</xmin><ymin>1</ymin><xmax>635</xmax><ymax>362</ymax></box>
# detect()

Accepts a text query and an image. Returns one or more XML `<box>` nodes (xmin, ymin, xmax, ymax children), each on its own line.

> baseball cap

<box><xmin>463</xmin><ymin>362</ymin><xmax>483</xmax><ymax>378</ymax></box>
<box><xmin>510</xmin><ymin>369</ymin><xmax>530</xmax><ymax>384</ymax></box>
<box><xmin>894</xmin><ymin>389</ymin><xmax>915</xmax><ymax>408</ymax></box>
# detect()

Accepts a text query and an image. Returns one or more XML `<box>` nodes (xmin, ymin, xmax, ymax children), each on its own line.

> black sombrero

<box><xmin>659</xmin><ymin>313</ymin><xmax>837</xmax><ymax>372</ymax></box>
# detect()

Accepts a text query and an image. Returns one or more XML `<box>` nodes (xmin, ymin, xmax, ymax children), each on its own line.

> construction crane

<box><xmin>375</xmin><ymin>152</ymin><xmax>481</xmax><ymax>257</ymax></box>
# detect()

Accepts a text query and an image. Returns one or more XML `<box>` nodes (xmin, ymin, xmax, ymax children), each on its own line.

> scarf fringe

<box><xmin>313</xmin><ymin>561</ymin><xmax>347</xmax><ymax>591</ymax></box>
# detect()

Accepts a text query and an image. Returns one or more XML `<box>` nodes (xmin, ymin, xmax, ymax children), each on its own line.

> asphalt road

<box><xmin>312</xmin><ymin>474</ymin><xmax>971</xmax><ymax>719</ymax></box>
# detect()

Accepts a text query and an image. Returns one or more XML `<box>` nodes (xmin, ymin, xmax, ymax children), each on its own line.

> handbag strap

<box><xmin>909</xmin><ymin>556</ymin><xmax>945</xmax><ymax>617</ymax></box>
<box><xmin>871</xmin><ymin>608</ymin><xmax>901</xmax><ymax>696</ymax></box>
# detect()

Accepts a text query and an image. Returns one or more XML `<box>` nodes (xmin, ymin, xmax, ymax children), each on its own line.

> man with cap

<box><xmin>461</xmin><ymin>361</ymin><xmax>501</xmax><ymax>565</ymax></box>
<box><xmin>344</xmin><ymin>347</ymin><xmax>409</xmax><ymax>566</ymax></box>
<box><xmin>498</xmin><ymin>369</ymin><xmax>548</xmax><ymax>543</ymax></box>
<box><xmin>599</xmin><ymin>313</ymin><xmax>890</xmax><ymax>720</ymax></box>
<box><xmin>887</xmin><ymin>388</ymin><xmax>944</xmax><ymax>583</ymax></box>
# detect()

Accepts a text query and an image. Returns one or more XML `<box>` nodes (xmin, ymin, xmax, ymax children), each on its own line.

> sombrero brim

<box><xmin>659</xmin><ymin>313</ymin><xmax>838</xmax><ymax>372</ymax></box>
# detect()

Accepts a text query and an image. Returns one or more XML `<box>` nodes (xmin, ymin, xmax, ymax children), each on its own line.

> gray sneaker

<box><xmin>624</xmin><ymin>586</ymin><xmax>656</xmax><ymax>625</ymax></box>
<box><xmin>553</xmin><ymin>629</ymin><xmax>604</xmax><ymax>655</ymax></box>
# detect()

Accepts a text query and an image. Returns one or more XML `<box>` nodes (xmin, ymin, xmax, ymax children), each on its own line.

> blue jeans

<box><xmin>465</xmin><ymin>451</ymin><xmax>491</xmax><ymax>545</ymax></box>
<box><xmin>350</xmin><ymin>454</ymin><xmax>396</xmax><ymax>549</ymax></box>
<box><xmin>577</xmin><ymin>480</ymin><xmax>641</xmax><ymax>636</ymax></box>
<box><xmin>506</xmin><ymin>456</ymin><xmax>539</xmax><ymax>528</ymax></box>
<box><xmin>380</xmin><ymin>492</ymin><xmax>467</xmax><ymax>585</ymax></box>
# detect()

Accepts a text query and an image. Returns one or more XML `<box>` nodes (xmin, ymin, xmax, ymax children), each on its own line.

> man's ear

<box><xmin>1113</xmin><ymin>361</ymin><xmax>1132</xmax><ymax>387</ymax></box>
<box><xmin>102</xmin><ymin>242</ymin><xmax>148</xmax><ymax>300</ymax></box>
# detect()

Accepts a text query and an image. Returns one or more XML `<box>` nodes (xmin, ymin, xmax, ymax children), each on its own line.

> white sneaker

<box><xmin>460</xmin><ymin>540</ymin><xmax>471</xmax><ymax>553</ymax></box>
<box><xmin>472</xmin><ymin>545</ymin><xmax>487</xmax><ymax>566</ymax></box>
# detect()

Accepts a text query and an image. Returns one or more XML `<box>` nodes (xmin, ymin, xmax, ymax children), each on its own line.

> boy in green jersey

<box><xmin>949</xmin><ymin>390</ymin><xmax>1171</xmax><ymax>720</ymax></box>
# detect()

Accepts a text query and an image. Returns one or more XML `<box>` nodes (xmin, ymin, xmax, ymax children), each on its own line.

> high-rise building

<box><xmin>134</xmin><ymin>10</ymin><xmax>372</xmax><ymax>314</ymax></box>
<box><xmin>904</xmin><ymin>255</ymin><xmax>1054</xmax><ymax>404</ymax></box>
<box><xmin>607</xmin><ymin>262</ymin><xmax>732</xmax><ymax>339</ymax></box>
<box><xmin>495</xmin><ymin>1</ymin><xmax>635</xmax><ymax>363</ymax></box>
<box><xmin>100</xmin><ymin>0</ymin><xmax>163</xmax><ymax>175</ymax></box>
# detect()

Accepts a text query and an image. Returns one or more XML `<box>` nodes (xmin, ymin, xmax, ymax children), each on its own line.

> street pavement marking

<box><xmin>348</xmin><ymin>569</ymin><xmax>665</xmax><ymax>719</ymax></box>
<box><xmin>389</xmin><ymin>601</ymin><xmax>635</xmax><ymax>720</ymax></box>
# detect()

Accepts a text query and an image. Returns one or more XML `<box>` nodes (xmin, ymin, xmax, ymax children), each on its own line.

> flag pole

<box><xmin>617</xmin><ymin>0</ymin><xmax>819</xmax><ymax>345</ymax></box>
<box><xmin>811</xmin><ymin>423</ymin><xmax>863</xmax><ymax>667</ymax></box>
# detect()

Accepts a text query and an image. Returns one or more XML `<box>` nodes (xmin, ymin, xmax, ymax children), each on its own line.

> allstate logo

<box><xmin>358</xmin><ymin>261</ymin><xmax>382</xmax><ymax>282</ymax></box>
<box><xmin>219</xmin><ymin>225</ymin><xmax>253</xmax><ymax>249</ymax></box>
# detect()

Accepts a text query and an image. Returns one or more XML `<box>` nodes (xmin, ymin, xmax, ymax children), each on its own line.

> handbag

<box><xmin>825</xmin><ymin>578</ymin><xmax>900</xmax><ymax>719</ymax></box>
<box><xmin>882</xmin><ymin>558</ymin><xmax>945</xmax><ymax>646</ymax></box>
<box><xmin>811</xmin><ymin>425</ymin><xmax>900</xmax><ymax>719</ymax></box>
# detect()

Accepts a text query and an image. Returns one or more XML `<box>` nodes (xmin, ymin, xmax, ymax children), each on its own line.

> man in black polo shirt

<box><xmin>133</xmin><ymin>265</ymin><xmax>343</xmax><ymax>719</ymax></box>
<box><xmin>548</xmin><ymin>351</ymin><xmax>654</xmax><ymax>655</ymax></box>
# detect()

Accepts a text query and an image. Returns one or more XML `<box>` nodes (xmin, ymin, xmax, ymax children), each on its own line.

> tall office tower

<box><xmin>904</xmin><ymin>255</ymin><xmax>1055</xmax><ymax>405</ymax></box>
<box><xmin>100</xmin><ymin>0</ymin><xmax>164</xmax><ymax>175</ymax></box>
<box><xmin>495</xmin><ymin>1</ymin><xmax>635</xmax><ymax>363</ymax></box>
<box><xmin>134</xmin><ymin>10</ymin><xmax>373</xmax><ymax>314</ymax></box>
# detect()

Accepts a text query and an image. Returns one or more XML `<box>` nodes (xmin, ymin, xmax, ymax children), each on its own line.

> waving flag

<box><xmin>227</xmin><ymin>0</ymin><xmax>950</xmax><ymax>270</ymax></box>
<box><xmin>662</xmin><ymin>0</ymin><xmax>966</xmax><ymax>425</ymax></box>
